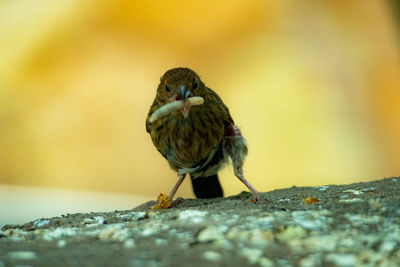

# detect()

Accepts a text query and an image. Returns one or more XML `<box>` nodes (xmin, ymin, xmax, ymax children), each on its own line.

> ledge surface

<box><xmin>1</xmin><ymin>177</ymin><xmax>400</xmax><ymax>266</ymax></box>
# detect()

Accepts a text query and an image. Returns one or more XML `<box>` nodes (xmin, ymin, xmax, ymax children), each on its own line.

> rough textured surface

<box><xmin>1</xmin><ymin>177</ymin><xmax>400</xmax><ymax>267</ymax></box>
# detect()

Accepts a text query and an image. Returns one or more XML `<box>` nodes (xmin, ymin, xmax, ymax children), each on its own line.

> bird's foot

<box><xmin>171</xmin><ymin>197</ymin><xmax>185</xmax><ymax>207</ymax></box>
<box><xmin>235</xmin><ymin>173</ymin><xmax>259</xmax><ymax>204</ymax></box>
<box><xmin>250</xmin><ymin>194</ymin><xmax>259</xmax><ymax>203</ymax></box>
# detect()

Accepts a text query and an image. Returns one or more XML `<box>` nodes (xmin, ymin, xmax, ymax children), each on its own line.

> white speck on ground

<box><xmin>257</xmin><ymin>216</ymin><xmax>274</xmax><ymax>228</ymax></box>
<box><xmin>325</xmin><ymin>253</ymin><xmax>356</xmax><ymax>267</ymax></box>
<box><xmin>361</xmin><ymin>187</ymin><xmax>376</xmax><ymax>192</ymax></box>
<box><xmin>299</xmin><ymin>255</ymin><xmax>320</xmax><ymax>267</ymax></box>
<box><xmin>93</xmin><ymin>216</ymin><xmax>105</xmax><ymax>225</ymax></box>
<box><xmin>57</xmin><ymin>239</ymin><xmax>67</xmax><ymax>248</ymax></box>
<box><xmin>121</xmin><ymin>211</ymin><xmax>146</xmax><ymax>220</ymax></box>
<box><xmin>338</xmin><ymin>198</ymin><xmax>363</xmax><ymax>203</ymax></box>
<box><xmin>42</xmin><ymin>227</ymin><xmax>79</xmax><ymax>241</ymax></box>
<box><xmin>33</xmin><ymin>219</ymin><xmax>50</xmax><ymax>228</ymax></box>
<box><xmin>318</xmin><ymin>186</ymin><xmax>329</xmax><ymax>192</ymax></box>
<box><xmin>344</xmin><ymin>189</ymin><xmax>364</xmax><ymax>195</ymax></box>
<box><xmin>123</xmin><ymin>239</ymin><xmax>135</xmax><ymax>248</ymax></box>
<box><xmin>178</xmin><ymin>210</ymin><xmax>208</xmax><ymax>223</ymax></box>
<box><xmin>292</xmin><ymin>213</ymin><xmax>325</xmax><ymax>230</ymax></box>
<box><xmin>259</xmin><ymin>257</ymin><xmax>274</xmax><ymax>267</ymax></box>
<box><xmin>379</xmin><ymin>240</ymin><xmax>397</xmax><ymax>253</ymax></box>
<box><xmin>240</xmin><ymin>247</ymin><xmax>263</xmax><ymax>264</ymax></box>
<box><xmin>198</xmin><ymin>226</ymin><xmax>225</xmax><ymax>242</ymax></box>
<box><xmin>155</xmin><ymin>238</ymin><xmax>168</xmax><ymax>245</ymax></box>
<box><xmin>8</xmin><ymin>251</ymin><xmax>37</xmax><ymax>260</ymax></box>
<box><xmin>142</xmin><ymin>227</ymin><xmax>156</xmax><ymax>237</ymax></box>
<box><xmin>203</xmin><ymin>251</ymin><xmax>221</xmax><ymax>261</ymax></box>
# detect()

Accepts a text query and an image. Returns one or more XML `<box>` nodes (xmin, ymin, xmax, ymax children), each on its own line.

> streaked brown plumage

<box><xmin>146</xmin><ymin>67</ymin><xmax>259</xmax><ymax>201</ymax></box>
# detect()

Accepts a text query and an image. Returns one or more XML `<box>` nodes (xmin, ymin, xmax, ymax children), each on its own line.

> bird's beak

<box><xmin>178</xmin><ymin>85</ymin><xmax>191</xmax><ymax>101</ymax></box>
<box><xmin>178</xmin><ymin>84</ymin><xmax>192</xmax><ymax>118</ymax></box>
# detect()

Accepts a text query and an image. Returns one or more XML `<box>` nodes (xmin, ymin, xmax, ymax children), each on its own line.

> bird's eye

<box><xmin>165</xmin><ymin>85</ymin><xmax>170</xmax><ymax>92</ymax></box>
<box><xmin>192</xmin><ymin>82</ymin><xmax>198</xmax><ymax>89</ymax></box>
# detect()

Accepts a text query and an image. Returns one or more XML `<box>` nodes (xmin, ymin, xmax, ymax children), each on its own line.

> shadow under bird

<box><xmin>146</xmin><ymin>67</ymin><xmax>259</xmax><ymax>202</ymax></box>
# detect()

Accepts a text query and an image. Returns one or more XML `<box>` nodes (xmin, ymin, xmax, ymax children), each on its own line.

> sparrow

<box><xmin>146</xmin><ymin>67</ymin><xmax>259</xmax><ymax>202</ymax></box>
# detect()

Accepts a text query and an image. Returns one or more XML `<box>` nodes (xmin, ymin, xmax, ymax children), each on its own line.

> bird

<box><xmin>146</xmin><ymin>67</ymin><xmax>259</xmax><ymax>202</ymax></box>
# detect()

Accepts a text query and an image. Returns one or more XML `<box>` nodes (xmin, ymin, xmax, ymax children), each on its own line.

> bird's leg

<box><xmin>169</xmin><ymin>173</ymin><xmax>186</xmax><ymax>200</ymax></box>
<box><xmin>234</xmin><ymin>167</ymin><xmax>259</xmax><ymax>202</ymax></box>
<box><xmin>225</xmin><ymin>125</ymin><xmax>259</xmax><ymax>202</ymax></box>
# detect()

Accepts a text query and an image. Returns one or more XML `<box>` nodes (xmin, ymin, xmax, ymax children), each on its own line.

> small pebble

<box><xmin>318</xmin><ymin>186</ymin><xmax>329</xmax><ymax>192</ymax></box>
<box><xmin>259</xmin><ymin>257</ymin><xmax>274</xmax><ymax>267</ymax></box>
<box><xmin>155</xmin><ymin>239</ymin><xmax>168</xmax><ymax>245</ymax></box>
<box><xmin>214</xmin><ymin>239</ymin><xmax>233</xmax><ymax>250</ymax></box>
<box><xmin>178</xmin><ymin>210</ymin><xmax>208</xmax><ymax>223</ymax></box>
<box><xmin>257</xmin><ymin>216</ymin><xmax>274</xmax><ymax>228</ymax></box>
<box><xmin>299</xmin><ymin>255</ymin><xmax>319</xmax><ymax>267</ymax></box>
<box><xmin>124</xmin><ymin>239</ymin><xmax>135</xmax><ymax>248</ymax></box>
<box><xmin>93</xmin><ymin>216</ymin><xmax>105</xmax><ymax>225</ymax></box>
<box><xmin>294</xmin><ymin>218</ymin><xmax>324</xmax><ymax>230</ymax></box>
<box><xmin>246</xmin><ymin>229</ymin><xmax>269</xmax><ymax>247</ymax></box>
<box><xmin>131</xmin><ymin>259</ymin><xmax>161</xmax><ymax>267</ymax></box>
<box><xmin>142</xmin><ymin>228</ymin><xmax>156</xmax><ymax>237</ymax></box>
<box><xmin>117</xmin><ymin>211</ymin><xmax>146</xmax><ymax>221</ymax></box>
<box><xmin>380</xmin><ymin>240</ymin><xmax>397</xmax><ymax>253</ymax></box>
<box><xmin>304</xmin><ymin>236</ymin><xmax>337</xmax><ymax>252</ymax></box>
<box><xmin>8</xmin><ymin>251</ymin><xmax>37</xmax><ymax>260</ymax></box>
<box><xmin>98</xmin><ymin>228</ymin><xmax>116</xmax><ymax>240</ymax></box>
<box><xmin>33</xmin><ymin>219</ymin><xmax>50</xmax><ymax>228</ymax></box>
<box><xmin>240</xmin><ymin>247</ymin><xmax>263</xmax><ymax>264</ymax></box>
<box><xmin>198</xmin><ymin>226</ymin><xmax>225</xmax><ymax>242</ymax></box>
<box><xmin>338</xmin><ymin>198</ymin><xmax>363</xmax><ymax>203</ymax></box>
<box><xmin>176</xmin><ymin>231</ymin><xmax>193</xmax><ymax>240</ymax></box>
<box><xmin>326</xmin><ymin>253</ymin><xmax>356</xmax><ymax>267</ymax></box>
<box><xmin>57</xmin><ymin>240</ymin><xmax>67</xmax><ymax>248</ymax></box>
<box><xmin>277</xmin><ymin>226</ymin><xmax>306</xmax><ymax>241</ymax></box>
<box><xmin>361</xmin><ymin>187</ymin><xmax>376</xmax><ymax>192</ymax></box>
<box><xmin>344</xmin><ymin>189</ymin><xmax>363</xmax><ymax>195</ymax></box>
<box><xmin>339</xmin><ymin>238</ymin><xmax>355</xmax><ymax>248</ymax></box>
<box><xmin>203</xmin><ymin>251</ymin><xmax>221</xmax><ymax>261</ymax></box>
<box><xmin>42</xmin><ymin>227</ymin><xmax>78</xmax><ymax>241</ymax></box>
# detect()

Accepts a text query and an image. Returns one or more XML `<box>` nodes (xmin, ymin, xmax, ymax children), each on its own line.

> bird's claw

<box><xmin>250</xmin><ymin>193</ymin><xmax>259</xmax><ymax>203</ymax></box>
<box><xmin>171</xmin><ymin>197</ymin><xmax>185</xmax><ymax>207</ymax></box>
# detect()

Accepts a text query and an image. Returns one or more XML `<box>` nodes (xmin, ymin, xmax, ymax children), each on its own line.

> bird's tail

<box><xmin>190</xmin><ymin>174</ymin><xmax>223</xmax><ymax>198</ymax></box>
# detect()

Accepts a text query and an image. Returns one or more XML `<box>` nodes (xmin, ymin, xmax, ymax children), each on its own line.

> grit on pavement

<box><xmin>1</xmin><ymin>177</ymin><xmax>400</xmax><ymax>266</ymax></box>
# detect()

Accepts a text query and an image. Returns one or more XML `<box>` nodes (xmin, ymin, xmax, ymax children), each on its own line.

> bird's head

<box><xmin>156</xmin><ymin>68</ymin><xmax>205</xmax><ymax>117</ymax></box>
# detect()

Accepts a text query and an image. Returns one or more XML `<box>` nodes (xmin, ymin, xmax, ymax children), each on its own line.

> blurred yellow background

<box><xmin>1</xmin><ymin>0</ymin><xmax>400</xmax><ymax>203</ymax></box>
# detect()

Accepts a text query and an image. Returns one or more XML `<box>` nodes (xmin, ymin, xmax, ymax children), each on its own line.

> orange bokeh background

<box><xmin>1</xmin><ymin>0</ymin><xmax>399</xmax><ymax>200</ymax></box>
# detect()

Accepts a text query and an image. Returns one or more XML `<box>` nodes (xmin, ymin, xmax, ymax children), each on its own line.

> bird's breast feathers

<box><xmin>149</xmin><ymin>105</ymin><xmax>226</xmax><ymax>169</ymax></box>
